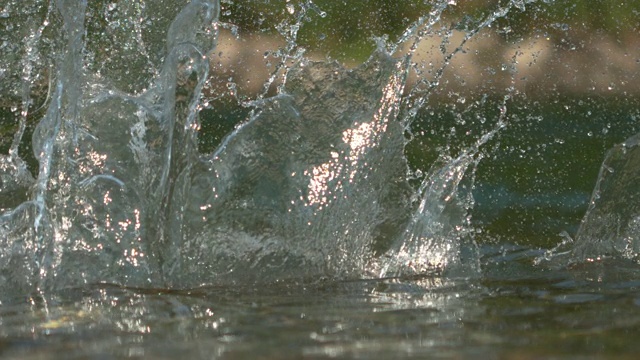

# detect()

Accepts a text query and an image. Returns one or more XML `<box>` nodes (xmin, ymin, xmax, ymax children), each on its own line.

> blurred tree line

<box><xmin>221</xmin><ymin>0</ymin><xmax>639</xmax><ymax>61</ymax></box>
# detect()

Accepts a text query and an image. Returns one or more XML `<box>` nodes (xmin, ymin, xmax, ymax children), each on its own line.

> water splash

<box><xmin>176</xmin><ymin>51</ymin><xmax>412</xmax><ymax>284</ymax></box>
<box><xmin>556</xmin><ymin>133</ymin><xmax>640</xmax><ymax>264</ymax></box>
<box><xmin>1</xmin><ymin>0</ymin><xmax>221</xmax><ymax>292</ymax></box>
<box><xmin>0</xmin><ymin>0</ymin><xmax>543</xmax><ymax>296</ymax></box>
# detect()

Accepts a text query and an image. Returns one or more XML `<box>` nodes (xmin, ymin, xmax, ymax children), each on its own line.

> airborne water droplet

<box><xmin>511</xmin><ymin>0</ymin><xmax>526</xmax><ymax>11</ymax></box>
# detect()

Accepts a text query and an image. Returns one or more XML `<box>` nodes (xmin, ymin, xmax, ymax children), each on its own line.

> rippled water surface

<box><xmin>4</xmin><ymin>250</ymin><xmax>640</xmax><ymax>359</ymax></box>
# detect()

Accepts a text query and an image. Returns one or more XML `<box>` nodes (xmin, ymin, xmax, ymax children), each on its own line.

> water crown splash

<box><xmin>0</xmin><ymin>0</ymin><xmax>542</xmax><ymax>296</ymax></box>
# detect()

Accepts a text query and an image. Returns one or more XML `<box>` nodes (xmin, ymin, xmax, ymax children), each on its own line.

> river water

<box><xmin>0</xmin><ymin>0</ymin><xmax>639</xmax><ymax>358</ymax></box>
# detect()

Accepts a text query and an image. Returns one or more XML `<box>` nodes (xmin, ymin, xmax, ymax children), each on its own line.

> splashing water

<box><xmin>540</xmin><ymin>132</ymin><xmax>640</xmax><ymax>266</ymax></box>
<box><xmin>3</xmin><ymin>1</ymin><xmax>640</xmax><ymax>358</ymax></box>
<box><xmin>575</xmin><ymin>133</ymin><xmax>640</xmax><ymax>260</ymax></box>
<box><xmin>1</xmin><ymin>0</ymin><xmax>225</xmax><ymax>293</ymax></box>
<box><xmin>0</xmin><ymin>0</ymin><xmax>492</xmax><ymax>296</ymax></box>
<box><xmin>0</xmin><ymin>0</ymin><xmax>638</xmax><ymax>301</ymax></box>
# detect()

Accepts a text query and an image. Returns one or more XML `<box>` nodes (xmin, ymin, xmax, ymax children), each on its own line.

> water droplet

<box><xmin>511</xmin><ymin>0</ymin><xmax>526</xmax><ymax>11</ymax></box>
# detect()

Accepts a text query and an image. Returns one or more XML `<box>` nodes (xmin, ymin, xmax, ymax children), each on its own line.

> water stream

<box><xmin>0</xmin><ymin>0</ymin><xmax>639</xmax><ymax>357</ymax></box>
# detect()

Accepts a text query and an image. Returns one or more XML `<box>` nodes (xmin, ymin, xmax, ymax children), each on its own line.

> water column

<box><xmin>150</xmin><ymin>0</ymin><xmax>220</xmax><ymax>283</ymax></box>
<box><xmin>18</xmin><ymin>0</ymin><xmax>221</xmax><ymax>291</ymax></box>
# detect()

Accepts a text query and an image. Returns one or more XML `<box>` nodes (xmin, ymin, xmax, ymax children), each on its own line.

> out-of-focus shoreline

<box><xmin>208</xmin><ymin>29</ymin><xmax>639</xmax><ymax>101</ymax></box>
<box><xmin>0</xmin><ymin>29</ymin><xmax>637</xmax><ymax>111</ymax></box>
